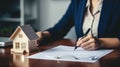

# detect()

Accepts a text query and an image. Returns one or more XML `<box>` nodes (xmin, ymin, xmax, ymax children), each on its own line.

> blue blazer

<box><xmin>47</xmin><ymin>0</ymin><xmax>120</xmax><ymax>40</ymax></box>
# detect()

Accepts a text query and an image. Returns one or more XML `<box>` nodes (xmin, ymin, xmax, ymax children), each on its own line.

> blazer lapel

<box><xmin>98</xmin><ymin>0</ymin><xmax>114</xmax><ymax>37</ymax></box>
<box><xmin>76</xmin><ymin>0</ymin><xmax>87</xmax><ymax>37</ymax></box>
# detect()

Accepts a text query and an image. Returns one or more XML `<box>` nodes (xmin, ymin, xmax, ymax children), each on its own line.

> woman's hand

<box><xmin>76</xmin><ymin>35</ymin><xmax>100</xmax><ymax>50</ymax></box>
<box><xmin>36</xmin><ymin>31</ymin><xmax>44</xmax><ymax>44</ymax></box>
<box><xmin>36</xmin><ymin>31</ymin><xmax>51</xmax><ymax>44</ymax></box>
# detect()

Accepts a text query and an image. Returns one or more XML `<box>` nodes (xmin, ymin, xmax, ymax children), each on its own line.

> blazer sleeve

<box><xmin>46</xmin><ymin>0</ymin><xmax>74</xmax><ymax>40</ymax></box>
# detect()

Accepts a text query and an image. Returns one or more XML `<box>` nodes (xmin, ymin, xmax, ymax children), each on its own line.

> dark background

<box><xmin>0</xmin><ymin>0</ymin><xmax>20</xmax><ymax>37</ymax></box>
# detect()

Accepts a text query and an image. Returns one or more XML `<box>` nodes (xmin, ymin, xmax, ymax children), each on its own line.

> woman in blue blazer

<box><xmin>37</xmin><ymin>0</ymin><xmax>120</xmax><ymax>50</ymax></box>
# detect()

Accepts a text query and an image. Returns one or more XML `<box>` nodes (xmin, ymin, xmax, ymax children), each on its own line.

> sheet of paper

<box><xmin>28</xmin><ymin>45</ymin><xmax>113</xmax><ymax>63</ymax></box>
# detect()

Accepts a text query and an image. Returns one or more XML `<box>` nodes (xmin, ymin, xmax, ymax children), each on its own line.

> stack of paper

<box><xmin>28</xmin><ymin>45</ymin><xmax>113</xmax><ymax>63</ymax></box>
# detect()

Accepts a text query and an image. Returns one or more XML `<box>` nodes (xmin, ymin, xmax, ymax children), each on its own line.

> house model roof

<box><xmin>10</xmin><ymin>25</ymin><xmax>39</xmax><ymax>40</ymax></box>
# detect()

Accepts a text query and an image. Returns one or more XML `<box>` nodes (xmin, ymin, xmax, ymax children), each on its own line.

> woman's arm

<box><xmin>99</xmin><ymin>38</ymin><xmax>120</xmax><ymax>49</ymax></box>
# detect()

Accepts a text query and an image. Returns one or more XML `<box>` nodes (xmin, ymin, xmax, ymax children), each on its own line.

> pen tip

<box><xmin>74</xmin><ymin>46</ymin><xmax>78</xmax><ymax>51</ymax></box>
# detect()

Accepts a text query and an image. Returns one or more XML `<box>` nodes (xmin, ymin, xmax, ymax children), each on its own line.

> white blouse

<box><xmin>82</xmin><ymin>0</ymin><xmax>103</xmax><ymax>37</ymax></box>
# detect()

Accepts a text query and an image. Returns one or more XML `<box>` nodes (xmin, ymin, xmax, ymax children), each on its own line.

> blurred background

<box><xmin>0</xmin><ymin>0</ymin><xmax>76</xmax><ymax>39</ymax></box>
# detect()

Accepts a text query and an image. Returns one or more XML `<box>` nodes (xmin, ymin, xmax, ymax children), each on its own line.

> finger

<box><xmin>81</xmin><ymin>38</ymin><xmax>95</xmax><ymax>48</ymax></box>
<box><xmin>36</xmin><ymin>32</ymin><xmax>43</xmax><ymax>44</ymax></box>
<box><xmin>81</xmin><ymin>38</ymin><xmax>96</xmax><ymax>50</ymax></box>
<box><xmin>81</xmin><ymin>35</ymin><xmax>93</xmax><ymax>42</ymax></box>
<box><xmin>86</xmin><ymin>46</ymin><xmax>96</xmax><ymax>51</ymax></box>
<box><xmin>36</xmin><ymin>32</ymin><xmax>42</xmax><ymax>37</ymax></box>
<box><xmin>76</xmin><ymin>37</ymin><xmax>82</xmax><ymax>46</ymax></box>
<box><xmin>76</xmin><ymin>37</ymin><xmax>88</xmax><ymax>46</ymax></box>
<box><xmin>82</xmin><ymin>43</ymin><xmax>96</xmax><ymax>50</ymax></box>
<box><xmin>77</xmin><ymin>35</ymin><xmax>93</xmax><ymax>46</ymax></box>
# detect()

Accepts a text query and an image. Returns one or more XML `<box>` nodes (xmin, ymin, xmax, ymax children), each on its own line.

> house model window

<box><xmin>15</xmin><ymin>42</ymin><xmax>20</xmax><ymax>49</ymax></box>
<box><xmin>10</xmin><ymin>25</ymin><xmax>39</xmax><ymax>53</ymax></box>
<box><xmin>19</xmin><ymin>34</ymin><xmax>23</xmax><ymax>38</ymax></box>
<box><xmin>21</xmin><ymin>43</ymin><xmax>26</xmax><ymax>49</ymax></box>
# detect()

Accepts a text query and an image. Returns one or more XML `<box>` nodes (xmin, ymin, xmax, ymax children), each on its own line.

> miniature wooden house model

<box><xmin>10</xmin><ymin>25</ymin><xmax>39</xmax><ymax>53</ymax></box>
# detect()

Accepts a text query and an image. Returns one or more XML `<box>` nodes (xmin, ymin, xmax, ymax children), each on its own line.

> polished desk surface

<box><xmin>0</xmin><ymin>39</ymin><xmax>120</xmax><ymax>67</ymax></box>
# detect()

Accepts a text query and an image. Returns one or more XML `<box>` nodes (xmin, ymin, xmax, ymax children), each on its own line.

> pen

<box><xmin>74</xmin><ymin>28</ymin><xmax>91</xmax><ymax>51</ymax></box>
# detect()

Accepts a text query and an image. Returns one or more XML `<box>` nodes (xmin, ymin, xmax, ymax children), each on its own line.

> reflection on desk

<box><xmin>0</xmin><ymin>39</ymin><xmax>120</xmax><ymax>67</ymax></box>
<box><xmin>12</xmin><ymin>53</ymin><xmax>29</xmax><ymax>67</ymax></box>
<box><xmin>0</xmin><ymin>48</ymin><xmax>5</xmax><ymax>54</ymax></box>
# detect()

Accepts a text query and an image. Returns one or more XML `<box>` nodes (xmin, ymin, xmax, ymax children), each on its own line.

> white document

<box><xmin>28</xmin><ymin>45</ymin><xmax>113</xmax><ymax>63</ymax></box>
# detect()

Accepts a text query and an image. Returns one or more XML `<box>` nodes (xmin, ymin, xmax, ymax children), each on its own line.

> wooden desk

<box><xmin>0</xmin><ymin>39</ymin><xmax>120</xmax><ymax>67</ymax></box>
